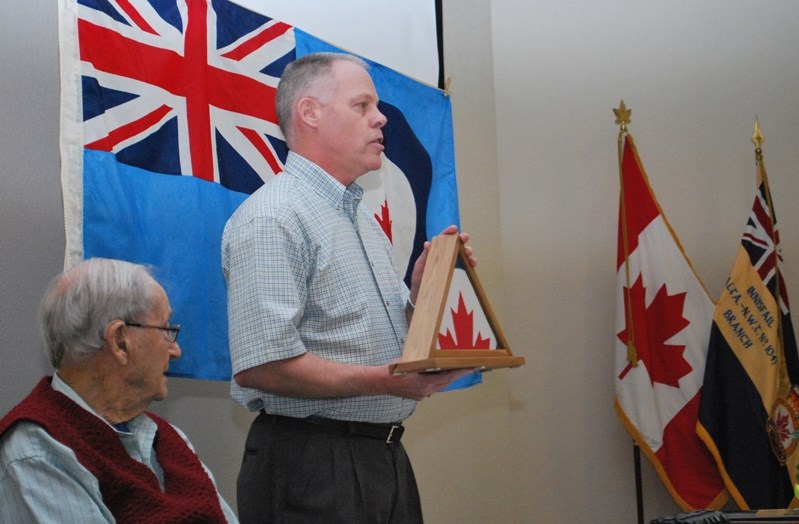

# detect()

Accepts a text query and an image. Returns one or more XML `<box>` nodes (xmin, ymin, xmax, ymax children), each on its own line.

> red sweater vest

<box><xmin>0</xmin><ymin>377</ymin><xmax>227</xmax><ymax>523</ymax></box>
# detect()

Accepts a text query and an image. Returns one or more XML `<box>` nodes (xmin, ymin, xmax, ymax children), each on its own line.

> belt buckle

<box><xmin>386</xmin><ymin>424</ymin><xmax>401</xmax><ymax>444</ymax></box>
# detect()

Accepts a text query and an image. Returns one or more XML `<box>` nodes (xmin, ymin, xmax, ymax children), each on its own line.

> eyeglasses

<box><xmin>125</xmin><ymin>322</ymin><xmax>181</xmax><ymax>343</ymax></box>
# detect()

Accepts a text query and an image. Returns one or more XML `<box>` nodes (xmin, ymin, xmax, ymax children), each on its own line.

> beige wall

<box><xmin>3</xmin><ymin>1</ymin><xmax>799</xmax><ymax>522</ymax></box>
<box><xmin>489</xmin><ymin>0</ymin><xmax>799</xmax><ymax>521</ymax></box>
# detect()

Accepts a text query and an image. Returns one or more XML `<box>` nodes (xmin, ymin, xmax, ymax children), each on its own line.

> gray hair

<box><xmin>39</xmin><ymin>258</ymin><xmax>158</xmax><ymax>368</ymax></box>
<box><xmin>276</xmin><ymin>52</ymin><xmax>369</xmax><ymax>144</ymax></box>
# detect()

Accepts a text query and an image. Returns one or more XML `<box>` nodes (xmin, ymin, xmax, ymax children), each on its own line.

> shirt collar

<box><xmin>52</xmin><ymin>371</ymin><xmax>142</xmax><ymax>434</ymax></box>
<box><xmin>285</xmin><ymin>151</ymin><xmax>363</xmax><ymax>221</ymax></box>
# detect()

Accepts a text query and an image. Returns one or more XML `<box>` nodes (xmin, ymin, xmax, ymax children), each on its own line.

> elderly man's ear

<box><xmin>104</xmin><ymin>320</ymin><xmax>129</xmax><ymax>362</ymax></box>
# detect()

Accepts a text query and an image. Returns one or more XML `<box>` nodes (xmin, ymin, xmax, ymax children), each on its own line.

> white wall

<box><xmin>1</xmin><ymin>5</ymin><xmax>65</xmax><ymax>400</ymax></box>
<box><xmin>3</xmin><ymin>1</ymin><xmax>799</xmax><ymax>523</ymax></box>
<box><xmin>490</xmin><ymin>0</ymin><xmax>799</xmax><ymax>521</ymax></box>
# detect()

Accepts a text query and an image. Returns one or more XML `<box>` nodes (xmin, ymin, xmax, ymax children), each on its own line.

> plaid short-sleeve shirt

<box><xmin>222</xmin><ymin>152</ymin><xmax>415</xmax><ymax>423</ymax></box>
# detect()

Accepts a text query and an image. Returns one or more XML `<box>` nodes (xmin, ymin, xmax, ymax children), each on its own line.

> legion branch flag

<box><xmin>59</xmin><ymin>0</ymin><xmax>481</xmax><ymax>386</ymax></box>
<box><xmin>697</xmin><ymin>134</ymin><xmax>799</xmax><ymax>509</ymax></box>
<box><xmin>614</xmin><ymin>134</ymin><xmax>727</xmax><ymax>510</ymax></box>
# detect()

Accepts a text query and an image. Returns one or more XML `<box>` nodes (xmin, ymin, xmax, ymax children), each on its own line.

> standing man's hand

<box><xmin>383</xmin><ymin>366</ymin><xmax>477</xmax><ymax>400</ymax></box>
<box><xmin>408</xmin><ymin>225</ymin><xmax>477</xmax><ymax>307</ymax></box>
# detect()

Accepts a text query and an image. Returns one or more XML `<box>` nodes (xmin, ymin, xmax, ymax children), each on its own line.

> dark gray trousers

<box><xmin>237</xmin><ymin>412</ymin><xmax>424</xmax><ymax>524</ymax></box>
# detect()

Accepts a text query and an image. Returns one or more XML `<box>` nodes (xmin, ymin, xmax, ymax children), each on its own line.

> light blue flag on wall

<box><xmin>59</xmin><ymin>0</ymin><xmax>480</xmax><ymax>388</ymax></box>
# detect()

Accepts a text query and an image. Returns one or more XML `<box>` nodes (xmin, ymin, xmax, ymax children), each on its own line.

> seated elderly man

<box><xmin>0</xmin><ymin>258</ymin><xmax>237</xmax><ymax>523</ymax></box>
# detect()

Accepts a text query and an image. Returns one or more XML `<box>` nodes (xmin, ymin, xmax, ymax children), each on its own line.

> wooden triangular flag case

<box><xmin>389</xmin><ymin>233</ymin><xmax>526</xmax><ymax>374</ymax></box>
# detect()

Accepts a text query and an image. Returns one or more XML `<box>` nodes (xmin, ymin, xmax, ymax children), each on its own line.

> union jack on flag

<box><xmin>59</xmin><ymin>0</ymin><xmax>478</xmax><ymax>386</ymax></box>
<box><xmin>742</xmin><ymin>181</ymin><xmax>790</xmax><ymax>312</ymax></box>
<box><xmin>72</xmin><ymin>0</ymin><xmax>292</xmax><ymax>190</ymax></box>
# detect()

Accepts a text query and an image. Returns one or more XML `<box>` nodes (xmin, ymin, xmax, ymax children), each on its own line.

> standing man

<box><xmin>223</xmin><ymin>52</ymin><xmax>474</xmax><ymax>523</ymax></box>
<box><xmin>0</xmin><ymin>258</ymin><xmax>237</xmax><ymax>522</ymax></box>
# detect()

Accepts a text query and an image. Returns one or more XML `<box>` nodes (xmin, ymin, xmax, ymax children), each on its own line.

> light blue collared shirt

<box><xmin>0</xmin><ymin>373</ymin><xmax>238</xmax><ymax>523</ymax></box>
<box><xmin>223</xmin><ymin>152</ymin><xmax>415</xmax><ymax>423</ymax></box>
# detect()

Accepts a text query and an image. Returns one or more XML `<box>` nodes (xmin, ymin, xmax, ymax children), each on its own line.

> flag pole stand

<box><xmin>634</xmin><ymin>442</ymin><xmax>644</xmax><ymax>524</ymax></box>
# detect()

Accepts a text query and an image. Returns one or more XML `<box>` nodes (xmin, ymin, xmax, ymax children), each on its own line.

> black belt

<box><xmin>262</xmin><ymin>412</ymin><xmax>405</xmax><ymax>444</ymax></box>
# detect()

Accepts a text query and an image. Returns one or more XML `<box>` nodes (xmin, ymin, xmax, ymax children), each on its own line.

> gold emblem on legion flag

<box><xmin>767</xmin><ymin>385</ymin><xmax>799</xmax><ymax>466</ymax></box>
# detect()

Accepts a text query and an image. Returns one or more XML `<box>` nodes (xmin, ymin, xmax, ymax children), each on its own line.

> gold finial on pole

<box><xmin>752</xmin><ymin>117</ymin><xmax>764</xmax><ymax>162</ymax></box>
<box><xmin>614</xmin><ymin>100</ymin><xmax>632</xmax><ymax>132</ymax></box>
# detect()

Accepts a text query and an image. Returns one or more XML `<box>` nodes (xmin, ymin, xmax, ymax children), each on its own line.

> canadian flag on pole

<box><xmin>614</xmin><ymin>133</ymin><xmax>727</xmax><ymax>510</ymax></box>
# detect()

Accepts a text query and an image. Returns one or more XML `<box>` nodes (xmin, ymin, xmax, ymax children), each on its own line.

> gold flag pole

<box><xmin>615</xmin><ymin>100</ymin><xmax>637</xmax><ymax>368</ymax></box>
<box><xmin>614</xmin><ymin>100</ymin><xmax>645</xmax><ymax>524</ymax></box>
<box><xmin>753</xmin><ymin>119</ymin><xmax>790</xmax><ymax>387</ymax></box>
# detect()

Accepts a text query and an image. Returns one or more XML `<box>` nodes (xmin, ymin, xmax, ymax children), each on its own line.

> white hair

<box><xmin>39</xmin><ymin>258</ymin><xmax>157</xmax><ymax>367</ymax></box>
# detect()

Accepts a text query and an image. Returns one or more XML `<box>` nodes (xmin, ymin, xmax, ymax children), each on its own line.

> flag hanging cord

<box><xmin>614</xmin><ymin>101</ymin><xmax>643</xmax><ymax>524</ymax></box>
<box><xmin>615</xmin><ymin>100</ymin><xmax>637</xmax><ymax>368</ymax></box>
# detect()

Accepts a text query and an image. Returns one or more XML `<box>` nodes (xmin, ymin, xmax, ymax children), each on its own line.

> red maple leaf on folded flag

<box><xmin>438</xmin><ymin>293</ymin><xmax>492</xmax><ymax>349</ymax></box>
<box><xmin>617</xmin><ymin>275</ymin><xmax>692</xmax><ymax>387</ymax></box>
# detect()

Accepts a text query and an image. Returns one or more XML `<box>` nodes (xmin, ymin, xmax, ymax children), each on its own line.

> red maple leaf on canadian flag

<box><xmin>614</xmin><ymin>134</ymin><xmax>726</xmax><ymax>511</ymax></box>
<box><xmin>616</xmin><ymin>274</ymin><xmax>692</xmax><ymax>387</ymax></box>
<box><xmin>438</xmin><ymin>293</ymin><xmax>492</xmax><ymax>349</ymax></box>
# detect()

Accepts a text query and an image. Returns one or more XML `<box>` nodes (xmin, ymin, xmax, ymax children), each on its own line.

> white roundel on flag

<box><xmin>359</xmin><ymin>152</ymin><xmax>416</xmax><ymax>277</ymax></box>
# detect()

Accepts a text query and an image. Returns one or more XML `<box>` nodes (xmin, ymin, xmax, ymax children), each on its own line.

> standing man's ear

<box><xmin>296</xmin><ymin>97</ymin><xmax>321</xmax><ymax>130</ymax></box>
